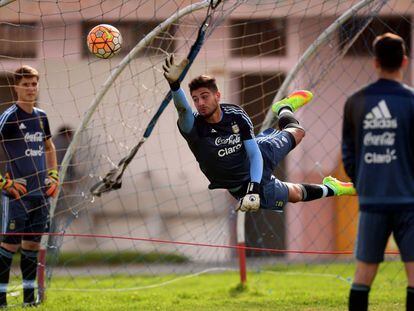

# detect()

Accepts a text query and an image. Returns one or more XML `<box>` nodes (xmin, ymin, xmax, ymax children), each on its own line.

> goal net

<box><xmin>0</xmin><ymin>0</ymin><xmax>411</xmax><ymax>303</ymax></box>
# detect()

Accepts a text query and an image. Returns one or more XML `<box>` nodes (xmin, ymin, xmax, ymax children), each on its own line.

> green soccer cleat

<box><xmin>323</xmin><ymin>176</ymin><xmax>357</xmax><ymax>196</ymax></box>
<box><xmin>272</xmin><ymin>90</ymin><xmax>313</xmax><ymax>115</ymax></box>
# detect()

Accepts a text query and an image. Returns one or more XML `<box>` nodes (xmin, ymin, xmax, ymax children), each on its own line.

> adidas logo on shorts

<box><xmin>363</xmin><ymin>100</ymin><xmax>397</xmax><ymax>130</ymax></box>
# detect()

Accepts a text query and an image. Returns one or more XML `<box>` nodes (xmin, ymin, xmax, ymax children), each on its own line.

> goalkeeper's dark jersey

<box><xmin>0</xmin><ymin>104</ymin><xmax>51</xmax><ymax>197</ymax></box>
<box><xmin>180</xmin><ymin>103</ymin><xmax>254</xmax><ymax>190</ymax></box>
<box><xmin>342</xmin><ymin>78</ymin><xmax>414</xmax><ymax>211</ymax></box>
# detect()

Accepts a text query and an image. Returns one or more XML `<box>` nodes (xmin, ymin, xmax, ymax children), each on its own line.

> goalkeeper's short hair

<box><xmin>14</xmin><ymin>65</ymin><xmax>39</xmax><ymax>85</ymax></box>
<box><xmin>188</xmin><ymin>75</ymin><xmax>218</xmax><ymax>94</ymax></box>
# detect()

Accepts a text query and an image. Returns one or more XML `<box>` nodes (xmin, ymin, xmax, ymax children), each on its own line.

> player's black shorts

<box><xmin>1</xmin><ymin>195</ymin><xmax>50</xmax><ymax>244</ymax></box>
<box><xmin>256</xmin><ymin>128</ymin><xmax>294</xmax><ymax>211</ymax></box>
<box><xmin>356</xmin><ymin>210</ymin><xmax>414</xmax><ymax>263</ymax></box>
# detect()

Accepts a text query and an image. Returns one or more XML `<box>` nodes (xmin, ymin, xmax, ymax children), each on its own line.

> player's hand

<box><xmin>236</xmin><ymin>182</ymin><xmax>260</xmax><ymax>212</ymax></box>
<box><xmin>162</xmin><ymin>54</ymin><xmax>189</xmax><ymax>85</ymax></box>
<box><xmin>0</xmin><ymin>173</ymin><xmax>27</xmax><ymax>199</ymax></box>
<box><xmin>45</xmin><ymin>169</ymin><xmax>59</xmax><ymax>198</ymax></box>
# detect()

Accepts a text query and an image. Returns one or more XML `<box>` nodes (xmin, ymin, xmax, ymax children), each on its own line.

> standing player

<box><xmin>162</xmin><ymin>55</ymin><xmax>356</xmax><ymax>214</ymax></box>
<box><xmin>342</xmin><ymin>33</ymin><xmax>414</xmax><ymax>311</ymax></box>
<box><xmin>0</xmin><ymin>65</ymin><xmax>59</xmax><ymax>307</ymax></box>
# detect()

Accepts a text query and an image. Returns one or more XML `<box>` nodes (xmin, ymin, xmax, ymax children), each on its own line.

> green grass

<box><xmin>7</xmin><ymin>261</ymin><xmax>407</xmax><ymax>310</ymax></box>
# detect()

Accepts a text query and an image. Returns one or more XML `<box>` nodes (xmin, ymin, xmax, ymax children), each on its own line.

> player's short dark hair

<box><xmin>57</xmin><ymin>125</ymin><xmax>74</xmax><ymax>135</ymax></box>
<box><xmin>14</xmin><ymin>65</ymin><xmax>39</xmax><ymax>85</ymax></box>
<box><xmin>373</xmin><ymin>32</ymin><xmax>406</xmax><ymax>72</ymax></box>
<box><xmin>188</xmin><ymin>75</ymin><xmax>218</xmax><ymax>94</ymax></box>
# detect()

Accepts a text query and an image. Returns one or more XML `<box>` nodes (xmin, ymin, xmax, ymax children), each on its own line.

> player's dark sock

<box><xmin>407</xmin><ymin>286</ymin><xmax>414</xmax><ymax>311</ymax></box>
<box><xmin>299</xmin><ymin>184</ymin><xmax>334</xmax><ymax>201</ymax></box>
<box><xmin>20</xmin><ymin>249</ymin><xmax>38</xmax><ymax>304</ymax></box>
<box><xmin>0</xmin><ymin>247</ymin><xmax>15</xmax><ymax>307</ymax></box>
<box><xmin>278</xmin><ymin>108</ymin><xmax>302</xmax><ymax>130</ymax></box>
<box><xmin>349</xmin><ymin>283</ymin><xmax>370</xmax><ymax>311</ymax></box>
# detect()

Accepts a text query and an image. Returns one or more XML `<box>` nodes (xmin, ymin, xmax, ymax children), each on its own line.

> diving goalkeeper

<box><xmin>163</xmin><ymin>55</ymin><xmax>356</xmax><ymax>213</ymax></box>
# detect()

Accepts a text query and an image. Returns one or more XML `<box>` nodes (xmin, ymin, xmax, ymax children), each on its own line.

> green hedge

<box><xmin>12</xmin><ymin>251</ymin><xmax>189</xmax><ymax>266</ymax></box>
<box><xmin>53</xmin><ymin>251</ymin><xmax>189</xmax><ymax>266</ymax></box>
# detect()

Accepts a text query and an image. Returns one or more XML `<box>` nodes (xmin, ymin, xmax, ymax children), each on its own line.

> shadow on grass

<box><xmin>229</xmin><ymin>282</ymin><xmax>248</xmax><ymax>297</ymax></box>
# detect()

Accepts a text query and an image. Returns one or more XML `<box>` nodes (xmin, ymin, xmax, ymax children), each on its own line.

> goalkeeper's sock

<box><xmin>299</xmin><ymin>184</ymin><xmax>334</xmax><ymax>201</ymax></box>
<box><xmin>20</xmin><ymin>249</ymin><xmax>38</xmax><ymax>304</ymax></box>
<box><xmin>278</xmin><ymin>108</ymin><xmax>303</xmax><ymax>130</ymax></box>
<box><xmin>349</xmin><ymin>283</ymin><xmax>370</xmax><ymax>311</ymax></box>
<box><xmin>407</xmin><ymin>287</ymin><xmax>414</xmax><ymax>311</ymax></box>
<box><xmin>0</xmin><ymin>247</ymin><xmax>15</xmax><ymax>307</ymax></box>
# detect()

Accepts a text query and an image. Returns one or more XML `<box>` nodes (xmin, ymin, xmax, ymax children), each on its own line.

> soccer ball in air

<box><xmin>87</xmin><ymin>24</ymin><xmax>122</xmax><ymax>59</ymax></box>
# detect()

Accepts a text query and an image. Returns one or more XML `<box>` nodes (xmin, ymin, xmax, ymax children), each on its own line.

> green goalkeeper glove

<box><xmin>236</xmin><ymin>182</ymin><xmax>260</xmax><ymax>212</ymax></box>
<box><xmin>0</xmin><ymin>173</ymin><xmax>27</xmax><ymax>200</ymax></box>
<box><xmin>45</xmin><ymin>169</ymin><xmax>59</xmax><ymax>198</ymax></box>
<box><xmin>162</xmin><ymin>54</ymin><xmax>189</xmax><ymax>91</ymax></box>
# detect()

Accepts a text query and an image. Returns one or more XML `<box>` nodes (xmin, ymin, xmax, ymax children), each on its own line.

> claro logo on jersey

<box><xmin>363</xmin><ymin>100</ymin><xmax>397</xmax><ymax>129</ymax></box>
<box><xmin>215</xmin><ymin>134</ymin><xmax>242</xmax><ymax>157</ymax></box>
<box><xmin>25</xmin><ymin>145</ymin><xmax>44</xmax><ymax>157</ymax></box>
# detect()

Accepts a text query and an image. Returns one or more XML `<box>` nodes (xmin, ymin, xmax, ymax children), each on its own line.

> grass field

<box><xmin>7</xmin><ymin>261</ymin><xmax>406</xmax><ymax>310</ymax></box>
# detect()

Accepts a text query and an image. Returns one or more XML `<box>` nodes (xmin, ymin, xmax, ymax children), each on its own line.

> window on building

<box><xmin>0</xmin><ymin>73</ymin><xmax>16</xmax><ymax>109</ymax></box>
<box><xmin>0</xmin><ymin>23</ymin><xmax>38</xmax><ymax>58</ymax></box>
<box><xmin>238</xmin><ymin>72</ymin><xmax>285</xmax><ymax>133</ymax></box>
<box><xmin>0</xmin><ymin>73</ymin><xmax>17</xmax><ymax>172</ymax></box>
<box><xmin>230</xmin><ymin>18</ymin><xmax>287</xmax><ymax>57</ymax></box>
<box><xmin>82</xmin><ymin>21</ymin><xmax>176</xmax><ymax>58</ymax></box>
<box><xmin>339</xmin><ymin>16</ymin><xmax>411</xmax><ymax>56</ymax></box>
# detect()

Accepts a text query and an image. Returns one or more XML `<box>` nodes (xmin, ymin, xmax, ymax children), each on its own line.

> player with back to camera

<box><xmin>0</xmin><ymin>65</ymin><xmax>59</xmax><ymax>307</ymax></box>
<box><xmin>162</xmin><ymin>55</ymin><xmax>356</xmax><ymax>214</ymax></box>
<box><xmin>343</xmin><ymin>33</ymin><xmax>414</xmax><ymax>311</ymax></box>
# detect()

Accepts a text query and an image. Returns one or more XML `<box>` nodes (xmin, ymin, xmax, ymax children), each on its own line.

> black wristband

<box><xmin>246</xmin><ymin>182</ymin><xmax>260</xmax><ymax>194</ymax></box>
<box><xmin>169</xmin><ymin>81</ymin><xmax>180</xmax><ymax>91</ymax></box>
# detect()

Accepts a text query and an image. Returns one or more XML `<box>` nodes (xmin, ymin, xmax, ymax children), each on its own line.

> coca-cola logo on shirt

<box><xmin>24</xmin><ymin>132</ymin><xmax>43</xmax><ymax>142</ymax></box>
<box><xmin>215</xmin><ymin>134</ymin><xmax>240</xmax><ymax>146</ymax></box>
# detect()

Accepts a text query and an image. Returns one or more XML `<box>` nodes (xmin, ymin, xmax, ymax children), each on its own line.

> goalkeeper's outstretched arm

<box><xmin>172</xmin><ymin>89</ymin><xmax>194</xmax><ymax>134</ymax></box>
<box><xmin>163</xmin><ymin>54</ymin><xmax>194</xmax><ymax>133</ymax></box>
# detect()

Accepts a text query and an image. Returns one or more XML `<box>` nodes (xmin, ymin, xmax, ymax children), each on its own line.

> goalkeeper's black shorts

<box><xmin>1</xmin><ymin>195</ymin><xmax>50</xmax><ymax>244</ymax></box>
<box><xmin>229</xmin><ymin>128</ymin><xmax>294</xmax><ymax>212</ymax></box>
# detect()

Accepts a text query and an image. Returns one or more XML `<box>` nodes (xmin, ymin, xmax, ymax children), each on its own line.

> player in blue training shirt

<box><xmin>343</xmin><ymin>33</ymin><xmax>414</xmax><ymax>311</ymax></box>
<box><xmin>0</xmin><ymin>66</ymin><xmax>59</xmax><ymax>307</ymax></box>
<box><xmin>162</xmin><ymin>55</ymin><xmax>356</xmax><ymax>214</ymax></box>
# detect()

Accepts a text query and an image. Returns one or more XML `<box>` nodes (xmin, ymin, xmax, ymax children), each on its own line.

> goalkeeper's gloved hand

<box><xmin>45</xmin><ymin>169</ymin><xmax>59</xmax><ymax>198</ymax></box>
<box><xmin>236</xmin><ymin>182</ymin><xmax>260</xmax><ymax>212</ymax></box>
<box><xmin>162</xmin><ymin>54</ymin><xmax>189</xmax><ymax>91</ymax></box>
<box><xmin>0</xmin><ymin>173</ymin><xmax>27</xmax><ymax>200</ymax></box>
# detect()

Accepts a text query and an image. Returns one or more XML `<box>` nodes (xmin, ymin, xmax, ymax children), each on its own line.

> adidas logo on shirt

<box><xmin>363</xmin><ymin>100</ymin><xmax>397</xmax><ymax>130</ymax></box>
<box><xmin>211</xmin><ymin>128</ymin><xmax>217</xmax><ymax>133</ymax></box>
<box><xmin>19</xmin><ymin>123</ymin><xmax>26</xmax><ymax>130</ymax></box>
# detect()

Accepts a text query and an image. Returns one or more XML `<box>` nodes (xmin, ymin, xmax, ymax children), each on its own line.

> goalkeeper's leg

<box><xmin>286</xmin><ymin>176</ymin><xmax>356</xmax><ymax>202</ymax></box>
<box><xmin>20</xmin><ymin>197</ymin><xmax>50</xmax><ymax>306</ymax></box>
<box><xmin>20</xmin><ymin>242</ymin><xmax>40</xmax><ymax>306</ymax></box>
<box><xmin>272</xmin><ymin>90</ymin><xmax>313</xmax><ymax>148</ymax></box>
<box><xmin>0</xmin><ymin>243</ymin><xmax>17</xmax><ymax>307</ymax></box>
<box><xmin>258</xmin><ymin>176</ymin><xmax>356</xmax><ymax>212</ymax></box>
